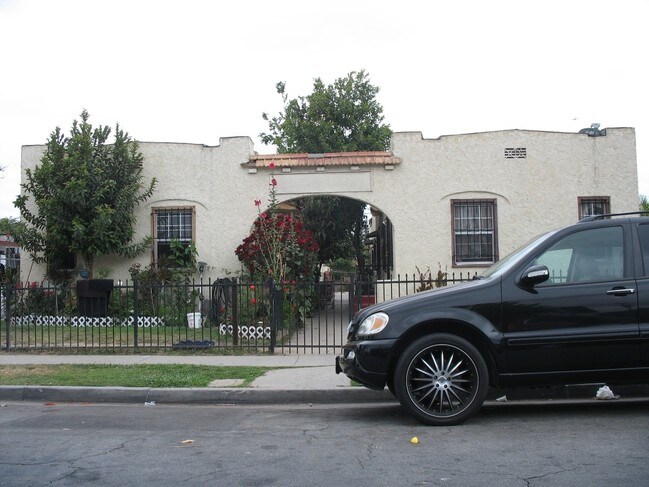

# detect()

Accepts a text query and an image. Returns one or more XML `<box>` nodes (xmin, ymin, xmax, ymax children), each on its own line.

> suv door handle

<box><xmin>606</xmin><ymin>288</ymin><xmax>635</xmax><ymax>296</ymax></box>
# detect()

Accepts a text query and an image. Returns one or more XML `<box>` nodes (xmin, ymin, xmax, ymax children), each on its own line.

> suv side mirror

<box><xmin>518</xmin><ymin>265</ymin><xmax>550</xmax><ymax>287</ymax></box>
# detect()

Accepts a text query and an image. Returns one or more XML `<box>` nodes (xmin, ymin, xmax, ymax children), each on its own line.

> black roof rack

<box><xmin>579</xmin><ymin>210</ymin><xmax>649</xmax><ymax>223</ymax></box>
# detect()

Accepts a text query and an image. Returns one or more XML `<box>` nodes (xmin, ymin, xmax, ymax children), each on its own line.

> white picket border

<box><xmin>10</xmin><ymin>315</ymin><xmax>166</xmax><ymax>328</ymax></box>
<box><xmin>219</xmin><ymin>323</ymin><xmax>271</xmax><ymax>340</ymax></box>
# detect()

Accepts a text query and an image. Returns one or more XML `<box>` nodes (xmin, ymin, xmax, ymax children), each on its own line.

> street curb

<box><xmin>1</xmin><ymin>384</ymin><xmax>647</xmax><ymax>406</ymax></box>
<box><xmin>0</xmin><ymin>385</ymin><xmax>396</xmax><ymax>405</ymax></box>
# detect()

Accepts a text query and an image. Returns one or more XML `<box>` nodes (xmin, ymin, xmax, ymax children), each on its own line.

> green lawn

<box><xmin>0</xmin><ymin>364</ymin><xmax>272</xmax><ymax>388</ymax></box>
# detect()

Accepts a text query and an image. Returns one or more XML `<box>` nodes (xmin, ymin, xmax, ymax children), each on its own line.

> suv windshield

<box><xmin>480</xmin><ymin>230</ymin><xmax>557</xmax><ymax>279</ymax></box>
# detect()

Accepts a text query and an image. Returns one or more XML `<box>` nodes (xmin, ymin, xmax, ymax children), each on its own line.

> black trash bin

<box><xmin>76</xmin><ymin>279</ymin><xmax>114</xmax><ymax>317</ymax></box>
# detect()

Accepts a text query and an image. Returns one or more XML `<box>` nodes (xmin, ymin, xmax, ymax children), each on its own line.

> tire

<box><xmin>394</xmin><ymin>334</ymin><xmax>489</xmax><ymax>426</ymax></box>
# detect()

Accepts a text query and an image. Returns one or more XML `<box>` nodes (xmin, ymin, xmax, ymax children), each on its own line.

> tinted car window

<box><xmin>638</xmin><ymin>223</ymin><xmax>649</xmax><ymax>276</ymax></box>
<box><xmin>481</xmin><ymin>231</ymin><xmax>557</xmax><ymax>279</ymax></box>
<box><xmin>533</xmin><ymin>226</ymin><xmax>623</xmax><ymax>285</ymax></box>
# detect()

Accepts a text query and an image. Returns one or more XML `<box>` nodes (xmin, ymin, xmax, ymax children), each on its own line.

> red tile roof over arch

<box><xmin>250</xmin><ymin>151</ymin><xmax>401</xmax><ymax>168</ymax></box>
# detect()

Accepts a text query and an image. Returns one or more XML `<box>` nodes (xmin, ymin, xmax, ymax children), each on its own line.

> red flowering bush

<box><xmin>236</xmin><ymin>178</ymin><xmax>319</xmax><ymax>282</ymax></box>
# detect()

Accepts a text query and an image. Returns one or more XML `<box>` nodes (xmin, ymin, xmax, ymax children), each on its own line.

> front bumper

<box><xmin>335</xmin><ymin>338</ymin><xmax>397</xmax><ymax>390</ymax></box>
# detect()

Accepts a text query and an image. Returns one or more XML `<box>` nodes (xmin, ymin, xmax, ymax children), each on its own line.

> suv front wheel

<box><xmin>394</xmin><ymin>334</ymin><xmax>489</xmax><ymax>426</ymax></box>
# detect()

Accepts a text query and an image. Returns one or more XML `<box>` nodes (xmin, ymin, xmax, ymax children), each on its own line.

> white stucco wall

<box><xmin>380</xmin><ymin>128</ymin><xmax>638</xmax><ymax>277</ymax></box>
<box><xmin>19</xmin><ymin>127</ymin><xmax>638</xmax><ymax>283</ymax></box>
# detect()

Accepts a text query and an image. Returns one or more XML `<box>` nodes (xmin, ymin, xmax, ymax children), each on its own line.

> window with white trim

<box><xmin>452</xmin><ymin>199</ymin><xmax>498</xmax><ymax>266</ymax></box>
<box><xmin>153</xmin><ymin>207</ymin><xmax>195</xmax><ymax>266</ymax></box>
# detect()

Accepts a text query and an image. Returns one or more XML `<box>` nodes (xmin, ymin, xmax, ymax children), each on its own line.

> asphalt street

<box><xmin>1</xmin><ymin>400</ymin><xmax>648</xmax><ymax>486</ymax></box>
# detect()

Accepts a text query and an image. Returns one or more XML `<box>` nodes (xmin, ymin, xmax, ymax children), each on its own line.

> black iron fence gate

<box><xmin>1</xmin><ymin>273</ymin><xmax>474</xmax><ymax>353</ymax></box>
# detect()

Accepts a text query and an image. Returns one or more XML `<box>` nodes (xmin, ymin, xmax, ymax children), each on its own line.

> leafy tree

<box><xmin>299</xmin><ymin>196</ymin><xmax>369</xmax><ymax>276</ymax></box>
<box><xmin>260</xmin><ymin>70</ymin><xmax>391</xmax><ymax>277</ymax></box>
<box><xmin>298</xmin><ymin>197</ymin><xmax>354</xmax><ymax>265</ymax></box>
<box><xmin>236</xmin><ymin>178</ymin><xmax>319</xmax><ymax>282</ymax></box>
<box><xmin>641</xmin><ymin>195</ymin><xmax>649</xmax><ymax>212</ymax></box>
<box><xmin>261</xmin><ymin>70</ymin><xmax>391</xmax><ymax>153</ymax></box>
<box><xmin>0</xmin><ymin>217</ymin><xmax>23</xmax><ymax>237</ymax></box>
<box><xmin>14</xmin><ymin>111</ymin><xmax>156</xmax><ymax>280</ymax></box>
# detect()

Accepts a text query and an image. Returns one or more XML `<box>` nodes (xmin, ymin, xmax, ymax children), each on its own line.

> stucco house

<box><xmin>19</xmin><ymin>126</ymin><xmax>639</xmax><ymax>284</ymax></box>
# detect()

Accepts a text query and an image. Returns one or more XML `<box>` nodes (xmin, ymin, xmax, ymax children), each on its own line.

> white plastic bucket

<box><xmin>187</xmin><ymin>312</ymin><xmax>202</xmax><ymax>329</ymax></box>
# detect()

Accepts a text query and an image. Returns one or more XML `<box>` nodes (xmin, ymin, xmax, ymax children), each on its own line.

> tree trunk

<box><xmin>84</xmin><ymin>255</ymin><xmax>95</xmax><ymax>279</ymax></box>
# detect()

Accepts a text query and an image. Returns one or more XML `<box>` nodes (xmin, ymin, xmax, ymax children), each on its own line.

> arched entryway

<box><xmin>236</xmin><ymin>192</ymin><xmax>395</xmax><ymax>353</ymax></box>
<box><xmin>273</xmin><ymin>195</ymin><xmax>394</xmax><ymax>283</ymax></box>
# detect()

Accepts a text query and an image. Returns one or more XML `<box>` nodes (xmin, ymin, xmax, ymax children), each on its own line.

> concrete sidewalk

<box><xmin>0</xmin><ymin>353</ymin><xmax>350</xmax><ymax>387</ymax></box>
<box><xmin>1</xmin><ymin>353</ymin><xmax>648</xmax><ymax>406</ymax></box>
<box><xmin>0</xmin><ymin>353</ymin><xmax>395</xmax><ymax>404</ymax></box>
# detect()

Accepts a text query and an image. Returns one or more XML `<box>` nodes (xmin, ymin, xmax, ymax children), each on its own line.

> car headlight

<box><xmin>357</xmin><ymin>312</ymin><xmax>389</xmax><ymax>336</ymax></box>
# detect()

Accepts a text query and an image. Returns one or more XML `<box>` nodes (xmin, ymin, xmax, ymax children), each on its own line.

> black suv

<box><xmin>336</xmin><ymin>213</ymin><xmax>649</xmax><ymax>425</ymax></box>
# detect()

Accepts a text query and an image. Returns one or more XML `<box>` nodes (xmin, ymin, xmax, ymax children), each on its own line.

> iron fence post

<box><xmin>349</xmin><ymin>277</ymin><xmax>356</xmax><ymax>320</ymax></box>
<box><xmin>132</xmin><ymin>279</ymin><xmax>139</xmax><ymax>350</ymax></box>
<box><xmin>231</xmin><ymin>280</ymin><xmax>238</xmax><ymax>347</ymax></box>
<box><xmin>4</xmin><ymin>285</ymin><xmax>11</xmax><ymax>351</ymax></box>
<box><xmin>268</xmin><ymin>279</ymin><xmax>283</xmax><ymax>354</ymax></box>
<box><xmin>276</xmin><ymin>284</ymin><xmax>283</xmax><ymax>353</ymax></box>
<box><xmin>268</xmin><ymin>280</ymin><xmax>275</xmax><ymax>353</ymax></box>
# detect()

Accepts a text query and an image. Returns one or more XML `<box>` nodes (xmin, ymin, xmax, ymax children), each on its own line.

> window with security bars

<box><xmin>452</xmin><ymin>199</ymin><xmax>498</xmax><ymax>265</ymax></box>
<box><xmin>578</xmin><ymin>197</ymin><xmax>610</xmax><ymax>220</ymax></box>
<box><xmin>2</xmin><ymin>247</ymin><xmax>20</xmax><ymax>269</ymax></box>
<box><xmin>153</xmin><ymin>207</ymin><xmax>194</xmax><ymax>266</ymax></box>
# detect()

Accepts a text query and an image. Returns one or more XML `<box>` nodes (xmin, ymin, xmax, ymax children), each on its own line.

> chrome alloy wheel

<box><xmin>405</xmin><ymin>343</ymin><xmax>480</xmax><ymax>419</ymax></box>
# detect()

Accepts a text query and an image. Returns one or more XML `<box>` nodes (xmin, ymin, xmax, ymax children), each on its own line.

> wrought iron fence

<box><xmin>1</xmin><ymin>272</ymin><xmax>475</xmax><ymax>353</ymax></box>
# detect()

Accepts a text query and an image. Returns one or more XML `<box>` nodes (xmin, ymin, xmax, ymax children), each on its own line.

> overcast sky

<box><xmin>1</xmin><ymin>0</ymin><xmax>647</xmax><ymax>219</ymax></box>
